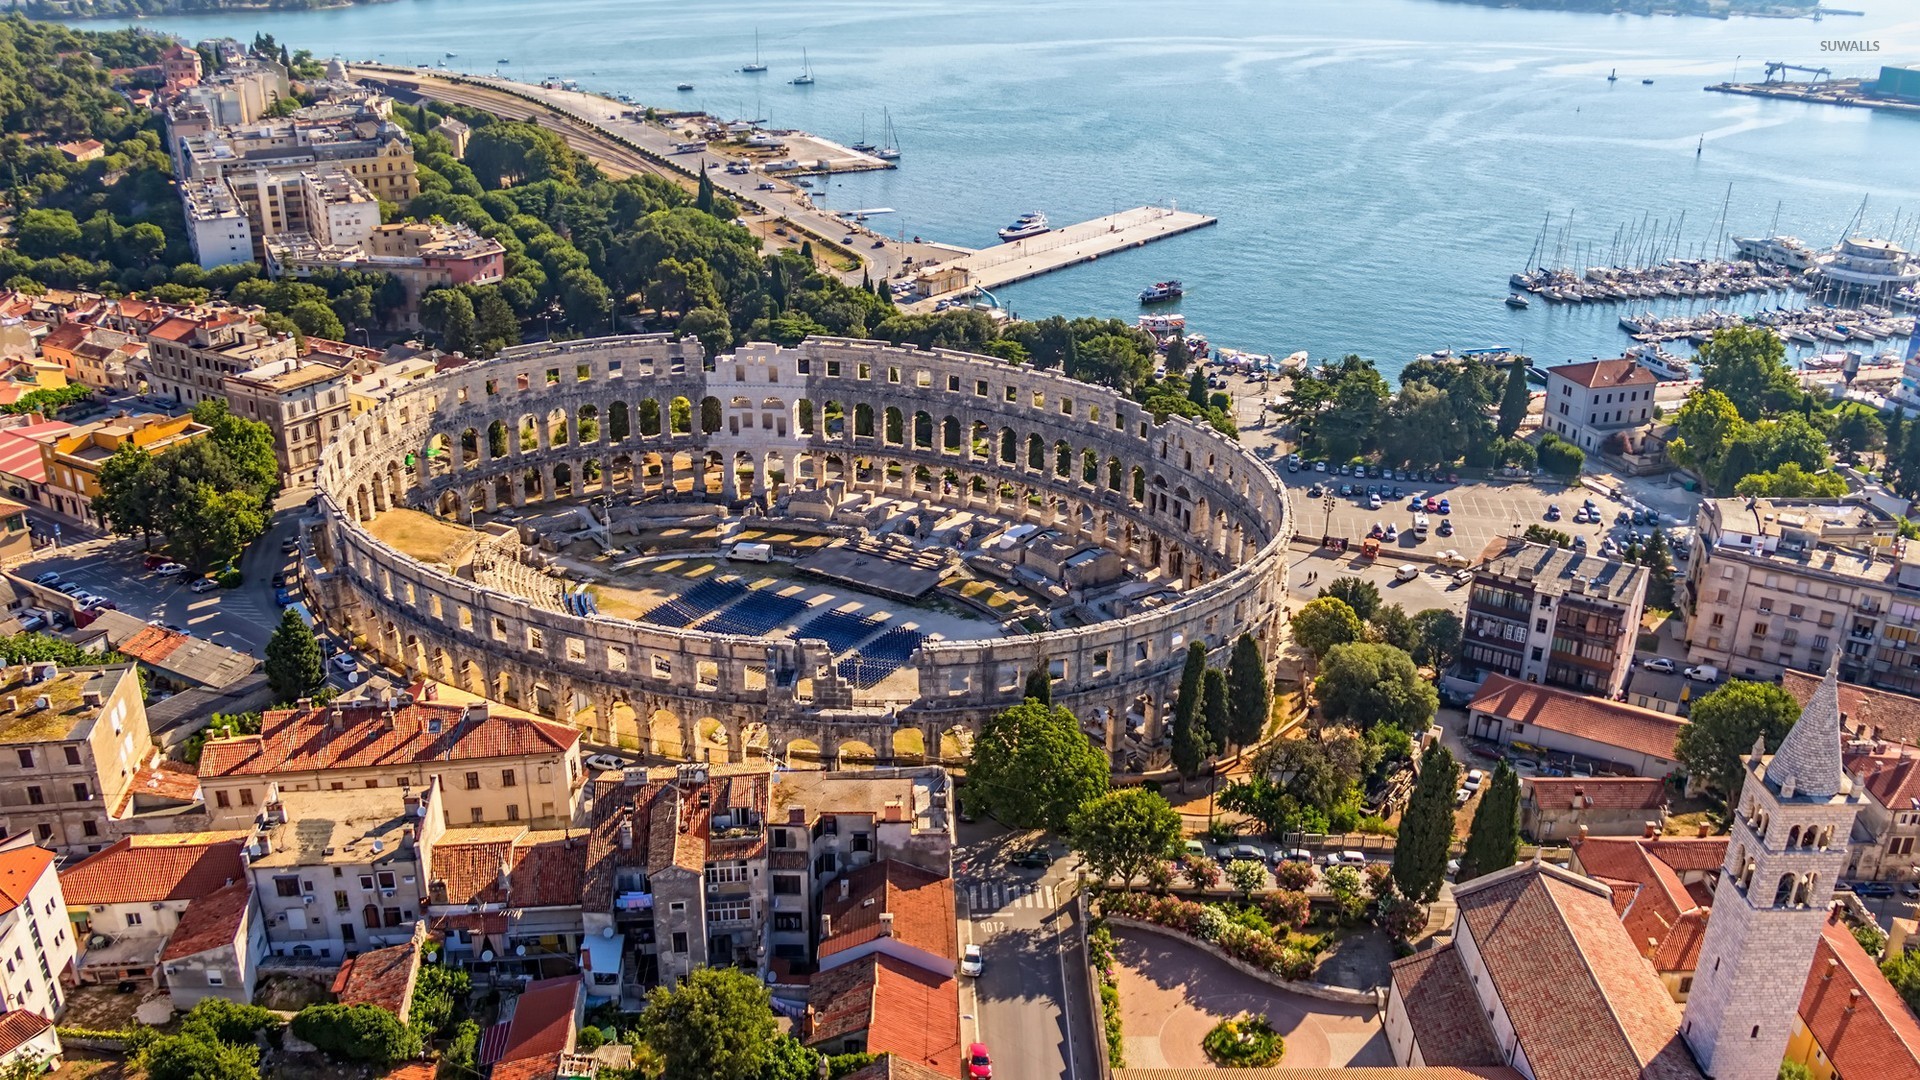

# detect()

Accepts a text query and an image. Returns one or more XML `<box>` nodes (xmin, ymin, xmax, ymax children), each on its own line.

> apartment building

<box><xmin>221</xmin><ymin>356</ymin><xmax>351</xmax><ymax>486</ymax></box>
<box><xmin>182</xmin><ymin>178</ymin><xmax>254</xmax><ymax>270</ymax></box>
<box><xmin>0</xmin><ymin>664</ymin><xmax>152</xmax><ymax>856</ymax></box>
<box><xmin>1461</xmin><ymin>538</ymin><xmax>1649</xmax><ymax>697</ymax></box>
<box><xmin>242</xmin><ymin>781</ymin><xmax>445</xmax><ymax>960</ymax></box>
<box><xmin>299</xmin><ymin>170</ymin><xmax>379</xmax><ymax>249</ymax></box>
<box><xmin>177</xmin><ymin>110</ymin><xmax>417</xmax><ymax>207</ymax></box>
<box><xmin>1542</xmin><ymin>358</ymin><xmax>1658</xmax><ymax>453</ymax></box>
<box><xmin>0</xmin><ymin>833</ymin><xmax>74</xmax><ymax>1019</ymax></box>
<box><xmin>423</xmin><ymin>826</ymin><xmax>583</xmax><ymax>979</ymax></box>
<box><xmin>268</xmin><ymin>221</ymin><xmax>506</xmax><ymax>329</ymax></box>
<box><xmin>197</xmin><ymin>696</ymin><xmax>582</xmax><ymax>830</ymax></box>
<box><xmin>1683</xmin><ymin>497</ymin><xmax>1920</xmax><ymax>689</ymax></box>
<box><xmin>144</xmin><ymin>310</ymin><xmax>298</xmax><ymax>405</ymax></box>
<box><xmin>58</xmin><ymin>832</ymin><xmax>249</xmax><ymax>989</ymax></box>
<box><xmin>32</xmin><ymin>414</ymin><xmax>211</xmax><ymax>525</ymax></box>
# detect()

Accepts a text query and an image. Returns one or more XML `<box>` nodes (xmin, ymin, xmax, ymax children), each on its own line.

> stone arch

<box><xmin>607</xmin><ymin>400</ymin><xmax>631</xmax><ymax>442</ymax></box>
<box><xmin>553</xmin><ymin>462</ymin><xmax>574</xmax><ymax>498</ymax></box>
<box><xmin>668</xmin><ymin>396</ymin><xmax>693</xmax><ymax>436</ymax></box>
<box><xmin>912</xmin><ymin>411</ymin><xmax>933</xmax><ymax>450</ymax></box>
<box><xmin>823</xmin><ymin>400</ymin><xmax>845</xmax><ymax>438</ymax></box>
<box><xmin>459</xmin><ymin>427</ymin><xmax>480</xmax><ymax>470</ymax></box>
<box><xmin>578</xmin><ymin>403</ymin><xmax>600</xmax><ymax>443</ymax></box>
<box><xmin>999</xmin><ymin>427</ymin><xmax>1017</xmax><ymax>464</ymax></box>
<box><xmin>942</xmin><ymin>416</ymin><xmax>962</xmax><ymax>454</ymax></box>
<box><xmin>796</xmin><ymin>398</ymin><xmax>815</xmax><ymax>436</ymax></box>
<box><xmin>700</xmin><ymin>396</ymin><xmax>723</xmax><ymax>434</ymax></box>
<box><xmin>884</xmin><ymin>406</ymin><xmax>905</xmax><ymax>446</ymax></box>
<box><xmin>1054</xmin><ymin>440</ymin><xmax>1071</xmax><ymax>478</ymax></box>
<box><xmin>487</xmin><ymin>419</ymin><xmax>510</xmax><ymax>459</ymax></box>
<box><xmin>425</xmin><ymin>432</ymin><xmax>453</xmax><ymax>478</ymax></box>
<box><xmin>1027</xmin><ymin>433</ymin><xmax>1046</xmax><ymax>471</ymax></box>
<box><xmin>854</xmin><ymin>403</ymin><xmax>875</xmax><ymax>439</ymax></box>
<box><xmin>547</xmin><ymin>407</ymin><xmax>571</xmax><ymax>447</ymax></box>
<box><xmin>1786</xmin><ymin>825</ymin><xmax>1801</xmax><ymax>850</ymax></box>
<box><xmin>1772</xmin><ymin>872</ymin><xmax>1797</xmax><ymax>908</ymax></box>
<box><xmin>835</xmin><ymin>737</ymin><xmax>881</xmax><ymax>770</ymax></box>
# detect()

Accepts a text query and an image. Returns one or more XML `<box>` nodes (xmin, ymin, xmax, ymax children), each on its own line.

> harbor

<box><xmin>902</xmin><ymin>206</ymin><xmax>1218</xmax><ymax>309</ymax></box>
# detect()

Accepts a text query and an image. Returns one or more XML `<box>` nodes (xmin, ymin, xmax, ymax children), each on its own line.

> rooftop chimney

<box><xmin>1577</xmin><ymin>825</ymin><xmax>1589</xmax><ymax>840</ymax></box>
<box><xmin>878</xmin><ymin>912</ymin><xmax>894</xmax><ymax>938</ymax></box>
<box><xmin>403</xmin><ymin>793</ymin><xmax>421</xmax><ymax>817</ymax></box>
<box><xmin>1697</xmin><ymin>822</ymin><xmax>1710</xmax><ymax>838</ymax></box>
<box><xmin>81</xmin><ymin>689</ymin><xmax>102</xmax><ymax>709</ymax></box>
<box><xmin>820</xmin><ymin>914</ymin><xmax>831</xmax><ymax>938</ymax></box>
<box><xmin>789</xmin><ymin>808</ymin><xmax>807</xmax><ymax>825</ymax></box>
<box><xmin>1826</xmin><ymin>958</ymin><xmax>1839</xmax><ymax>981</ymax></box>
<box><xmin>1644</xmin><ymin>822</ymin><xmax>1658</xmax><ymax>839</ymax></box>
<box><xmin>617</xmin><ymin>818</ymin><xmax>633</xmax><ymax>851</ymax></box>
<box><xmin>331</xmin><ymin>709</ymin><xmax>345</xmax><ymax>733</ymax></box>
<box><xmin>882</xmin><ymin>800</ymin><xmax>905</xmax><ymax>823</ymax></box>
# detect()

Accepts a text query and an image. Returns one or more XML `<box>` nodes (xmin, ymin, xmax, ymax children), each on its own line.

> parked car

<box><xmin>1437</xmin><ymin>518</ymin><xmax>1454</xmax><ymax>537</ymax></box>
<box><xmin>280</xmin><ymin>537</ymin><xmax>300</xmax><ymax>555</ymax></box>
<box><xmin>189</xmin><ymin>578</ymin><xmax>219</xmax><ymax>593</ymax></box>
<box><xmin>331</xmin><ymin>653</ymin><xmax>359</xmax><ymax>672</ymax></box>
<box><xmin>17</xmin><ymin>616</ymin><xmax>44</xmax><ymax>633</ymax></box>
<box><xmin>1226</xmin><ymin>843</ymin><xmax>1266</xmax><ymax>863</ymax></box>
<box><xmin>960</xmin><ymin>944</ymin><xmax>984</xmax><ymax>977</ymax></box>
<box><xmin>1544</xmin><ymin>505</ymin><xmax>1561</xmax><ymax>521</ymax></box>
<box><xmin>1276</xmin><ymin>849</ymin><xmax>1314</xmax><ymax>865</ymax></box>
<box><xmin>33</xmin><ymin>572</ymin><xmax>61</xmax><ymax>586</ymax></box>
<box><xmin>1184</xmin><ymin>839</ymin><xmax>1207</xmax><ymax>859</ymax></box>
<box><xmin>1394</xmin><ymin>564</ymin><xmax>1420</xmax><ymax>581</ymax></box>
<box><xmin>966</xmin><ymin>1043</ymin><xmax>993</xmax><ymax>1080</ymax></box>
<box><xmin>1008</xmin><ymin>848</ymin><xmax>1050</xmax><ymax>869</ymax></box>
<box><xmin>1855</xmin><ymin>882</ymin><xmax>1896</xmax><ymax>898</ymax></box>
<box><xmin>1437</xmin><ymin>498</ymin><xmax>1451</xmax><ymax>514</ymax></box>
<box><xmin>1684</xmin><ymin>664</ymin><xmax>1720</xmax><ymax>684</ymax></box>
<box><xmin>154</xmin><ymin>562</ymin><xmax>186</xmax><ymax>576</ymax></box>
<box><xmin>1833</xmin><ymin>880</ymin><xmax>1855</xmax><ymax>893</ymax></box>
<box><xmin>586</xmin><ymin>753</ymin><xmax>629</xmax><ymax>771</ymax></box>
<box><xmin>1336</xmin><ymin>851</ymin><xmax>1368</xmax><ymax>867</ymax></box>
<box><xmin>55</xmin><ymin>582</ymin><xmax>83</xmax><ymax>596</ymax></box>
<box><xmin>1643</xmin><ymin>657</ymin><xmax>1677</xmax><ymax>673</ymax></box>
<box><xmin>1463</xmin><ymin>769</ymin><xmax>1486</xmax><ymax>791</ymax></box>
<box><xmin>1367</xmin><ymin>493</ymin><xmax>1382</xmax><ymax>510</ymax></box>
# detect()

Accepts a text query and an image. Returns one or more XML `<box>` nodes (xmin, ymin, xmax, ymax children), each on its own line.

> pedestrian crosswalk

<box><xmin>962</xmin><ymin>881</ymin><xmax>1057</xmax><ymax>914</ymax></box>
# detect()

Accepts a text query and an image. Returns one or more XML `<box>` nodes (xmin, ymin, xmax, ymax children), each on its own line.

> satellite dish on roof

<box><xmin>480</xmin><ymin>949</ymin><xmax>495</xmax><ymax>961</ymax></box>
<box><xmin>601</xmin><ymin>926</ymin><xmax>615</xmax><ymax>939</ymax></box>
<box><xmin>515</xmin><ymin>945</ymin><xmax>527</xmax><ymax>957</ymax></box>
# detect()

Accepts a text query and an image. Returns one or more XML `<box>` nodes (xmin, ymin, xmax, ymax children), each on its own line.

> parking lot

<box><xmin>1289</xmin><ymin>547</ymin><xmax>1462</xmax><ymax>616</ymax></box>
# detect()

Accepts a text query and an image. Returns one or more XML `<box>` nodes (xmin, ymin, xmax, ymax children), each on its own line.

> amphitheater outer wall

<box><xmin>311</xmin><ymin>335</ymin><xmax>1292</xmax><ymax>762</ymax></box>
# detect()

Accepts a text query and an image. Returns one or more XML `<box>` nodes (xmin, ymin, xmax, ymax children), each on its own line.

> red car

<box><xmin>967</xmin><ymin>1042</ymin><xmax>992</xmax><ymax>1079</ymax></box>
<box><xmin>1424</xmin><ymin>497</ymin><xmax>1439</xmax><ymax>513</ymax></box>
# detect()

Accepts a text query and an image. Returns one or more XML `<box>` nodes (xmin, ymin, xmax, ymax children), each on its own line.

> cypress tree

<box><xmin>1170</xmin><ymin>642</ymin><xmax>1210</xmax><ymax>791</ymax></box>
<box><xmin>1393</xmin><ymin>742</ymin><xmax>1457</xmax><ymax>904</ymax></box>
<box><xmin>695</xmin><ymin>170</ymin><xmax>716</xmax><ymax>215</ymax></box>
<box><xmin>1187</xmin><ymin>369</ymin><xmax>1209</xmax><ymax>409</ymax></box>
<box><xmin>1201</xmin><ymin>668</ymin><xmax>1231</xmax><ymax>757</ymax></box>
<box><xmin>1498</xmin><ymin>358</ymin><xmax>1531</xmax><ymax>437</ymax></box>
<box><xmin>265</xmin><ymin>608</ymin><xmax>325</xmax><ymax>704</ymax></box>
<box><xmin>1023</xmin><ymin>667</ymin><xmax>1052</xmax><ymax>706</ymax></box>
<box><xmin>1225</xmin><ymin>633</ymin><xmax>1269</xmax><ymax>752</ymax></box>
<box><xmin>1166</xmin><ymin>333</ymin><xmax>1192</xmax><ymax>375</ymax></box>
<box><xmin>1173</xmin><ymin>641</ymin><xmax>1206</xmax><ymax>733</ymax></box>
<box><xmin>1458</xmin><ymin>762</ymin><xmax>1520</xmax><ymax>883</ymax></box>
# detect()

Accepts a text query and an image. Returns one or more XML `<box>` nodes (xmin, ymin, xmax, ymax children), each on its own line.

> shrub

<box><xmin>1182</xmin><ymin>855</ymin><xmax>1222</xmax><ymax>889</ymax></box>
<box><xmin>141</xmin><ymin>1035</ymin><xmax>260</xmax><ymax>1080</ymax></box>
<box><xmin>1226</xmin><ymin>903</ymin><xmax>1273</xmax><ymax>936</ymax></box>
<box><xmin>179</xmin><ymin>999</ymin><xmax>282</xmax><ymax>1045</ymax></box>
<box><xmin>1259</xmin><ymin>890</ymin><xmax>1312</xmax><ymax>932</ymax></box>
<box><xmin>576</xmin><ymin>1027</ymin><xmax>606</xmax><ymax>1052</ymax></box>
<box><xmin>1272</xmin><ymin>861</ymin><xmax>1317</xmax><ymax>892</ymax></box>
<box><xmin>1101</xmin><ymin>982</ymin><xmax>1124</xmax><ymax>1067</ymax></box>
<box><xmin>217</xmin><ymin>567</ymin><xmax>243</xmax><ymax>589</ymax></box>
<box><xmin>1201</xmin><ymin>1014</ymin><xmax>1284</xmax><ymax>1067</ymax></box>
<box><xmin>1194</xmin><ymin>906</ymin><xmax>1230</xmax><ymax>942</ymax></box>
<box><xmin>292</xmin><ymin>1003</ymin><xmax>423</xmax><ymax>1064</ymax></box>
<box><xmin>1362</xmin><ymin>862</ymin><xmax>1393</xmax><ymax>898</ymax></box>
<box><xmin>440</xmin><ymin>1020</ymin><xmax>480</xmax><ymax>1080</ymax></box>
<box><xmin>1142</xmin><ymin>859</ymin><xmax>1174</xmax><ymax>893</ymax></box>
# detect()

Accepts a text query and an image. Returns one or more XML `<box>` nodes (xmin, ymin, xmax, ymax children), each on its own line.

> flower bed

<box><xmin>1101</xmin><ymin>891</ymin><xmax>1316</xmax><ymax>981</ymax></box>
<box><xmin>1202</xmin><ymin>1014</ymin><xmax>1284</xmax><ymax>1067</ymax></box>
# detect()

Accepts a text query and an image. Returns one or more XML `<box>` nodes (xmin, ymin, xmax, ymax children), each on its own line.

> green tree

<box><xmin>1170</xmin><ymin>687</ymin><xmax>1214</xmax><ymax>793</ymax></box>
<box><xmin>1290</xmin><ymin>596</ymin><xmax>1364</xmax><ymax>663</ymax></box>
<box><xmin>140</xmin><ymin>1034</ymin><xmax>259</xmax><ymax>1080</ymax></box>
<box><xmin>636</xmin><ymin>966</ymin><xmax>780</xmax><ymax>1080</ymax></box>
<box><xmin>1458</xmin><ymin>762</ymin><xmax>1519</xmax><ymax>882</ymax></box>
<box><xmin>1674</xmin><ymin>680</ymin><xmax>1803</xmax><ymax>800</ymax></box>
<box><xmin>1367</xmin><ymin>603</ymin><xmax>1416</xmax><ymax>653</ymax></box>
<box><xmin>292</xmin><ymin>1003</ymin><xmax>422</xmax><ymax>1064</ymax></box>
<box><xmin>1732</xmin><ymin>462</ymin><xmax>1848</xmax><ymax>499</ymax></box>
<box><xmin>1201</xmin><ymin>667</ymin><xmax>1231</xmax><ymax>757</ymax></box>
<box><xmin>1393</xmin><ymin>742</ymin><xmax>1457</xmax><ymax>904</ymax></box>
<box><xmin>1224</xmin><ymin>859</ymin><xmax>1267</xmax><ymax>899</ymax></box>
<box><xmin>265</xmin><ymin>607</ymin><xmax>324</xmax><ymax>702</ymax></box>
<box><xmin>1187</xmin><ymin>370</ymin><xmax>1209</xmax><ymax>409</ymax></box>
<box><xmin>756</xmin><ymin>1036</ymin><xmax>822</xmax><ymax>1080</ymax></box>
<box><xmin>1225</xmin><ymin>633</ymin><xmax>1270</xmax><ymax>751</ymax></box>
<box><xmin>1023</xmin><ymin>667</ymin><xmax>1053</xmax><ymax>706</ymax></box>
<box><xmin>1667</xmin><ymin>388</ymin><xmax>1745</xmax><ymax>488</ymax></box>
<box><xmin>177</xmin><ymin>999</ymin><xmax>281</xmax><ymax>1045</ymax></box>
<box><xmin>1497</xmin><ymin>358</ymin><xmax>1531</xmax><ymax>437</ymax></box>
<box><xmin>966</xmin><ymin>700</ymin><xmax>1109</xmax><ymax>830</ymax></box>
<box><xmin>1698</xmin><ymin>324</ymin><xmax>1799</xmax><ymax>420</ymax></box>
<box><xmin>1172</xmin><ymin>640</ymin><xmax>1208</xmax><ymax>743</ymax></box>
<box><xmin>286</xmin><ymin>298</ymin><xmax>345</xmax><ymax>341</ymax></box>
<box><xmin>1068</xmin><ymin>788</ymin><xmax>1183</xmax><ymax>886</ymax></box>
<box><xmin>1319</xmin><ymin>577</ymin><xmax>1380</xmax><ymax>621</ymax></box>
<box><xmin>1409</xmin><ymin>609</ymin><xmax>1463</xmax><ymax>671</ymax></box>
<box><xmin>1883</xmin><ymin>949</ymin><xmax>1920</xmax><ymax>1015</ymax></box>
<box><xmin>1314</xmin><ymin>643</ymin><xmax>1437</xmax><ymax>734</ymax></box>
<box><xmin>95</xmin><ymin>441</ymin><xmax>160</xmax><ymax>545</ymax></box>
<box><xmin>1217</xmin><ymin>776</ymin><xmax>1296</xmax><ymax>839</ymax></box>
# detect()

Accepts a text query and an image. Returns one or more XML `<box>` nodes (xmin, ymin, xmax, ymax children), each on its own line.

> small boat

<box><xmin>1140</xmin><ymin>280</ymin><xmax>1184</xmax><ymax>304</ymax></box>
<box><xmin>1607</xmin><ymin>67</ymin><xmax>1617</xmax><ymax>82</ymax></box>
<box><xmin>445</xmin><ymin>51</ymin><xmax>457</xmax><ymax>59</ymax></box>
<box><xmin>677</xmin><ymin>83</ymin><xmax>694</xmax><ymax>91</ymax></box>
<box><xmin>1641</xmin><ymin>78</ymin><xmax>1654</xmax><ymax>85</ymax></box>
<box><xmin>497</xmin><ymin>58</ymin><xmax>510</xmax><ymax>64</ymax></box>
<box><xmin>874</xmin><ymin>108</ymin><xmax>902</xmax><ymax>160</ymax></box>
<box><xmin>742</xmin><ymin>30</ymin><xmax>768</xmax><ymax>73</ymax></box>
<box><xmin>1506</xmin><ymin>293</ymin><xmax>1531</xmax><ymax>309</ymax></box>
<box><xmin>998</xmin><ymin>212</ymin><xmax>1050</xmax><ymax>242</ymax></box>
<box><xmin>851</xmin><ymin>112</ymin><xmax>876</xmax><ymax>154</ymax></box>
<box><xmin>791</xmin><ymin>49</ymin><xmax>815</xmax><ymax>86</ymax></box>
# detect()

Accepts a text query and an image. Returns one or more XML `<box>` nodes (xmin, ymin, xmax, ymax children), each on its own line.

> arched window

<box><xmin>1773</xmin><ymin>873</ymin><xmax>1797</xmax><ymax>908</ymax></box>
<box><xmin>1786</xmin><ymin>825</ymin><xmax>1801</xmax><ymax>849</ymax></box>
<box><xmin>1817</xmin><ymin>826</ymin><xmax>1833</xmax><ymax>849</ymax></box>
<box><xmin>1797</xmin><ymin>873</ymin><xmax>1819</xmax><ymax>907</ymax></box>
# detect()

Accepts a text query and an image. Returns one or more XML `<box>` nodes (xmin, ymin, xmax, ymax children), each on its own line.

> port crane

<box><xmin>1763</xmin><ymin>62</ymin><xmax>1831</xmax><ymax>85</ymax></box>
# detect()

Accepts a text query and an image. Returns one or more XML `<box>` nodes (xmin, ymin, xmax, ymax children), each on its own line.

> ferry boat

<box><xmin>1505</xmin><ymin>293</ymin><xmax>1530</xmax><ymax>309</ymax></box>
<box><xmin>998</xmin><ymin>212</ymin><xmax>1050</xmax><ymax>242</ymax></box>
<box><xmin>1732</xmin><ymin>235</ymin><xmax>1818</xmax><ymax>271</ymax></box>
<box><xmin>1814</xmin><ymin>237</ymin><xmax>1920</xmax><ymax>294</ymax></box>
<box><xmin>1626</xmin><ymin>343</ymin><xmax>1689</xmax><ymax>381</ymax></box>
<box><xmin>1139</xmin><ymin>281</ymin><xmax>1184</xmax><ymax>304</ymax></box>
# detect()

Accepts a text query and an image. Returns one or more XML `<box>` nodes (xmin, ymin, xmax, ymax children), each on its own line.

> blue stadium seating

<box><xmin>697</xmin><ymin>592</ymin><xmax>810</xmax><ymax>637</ymax></box>
<box><xmin>640</xmin><ymin>579</ymin><xmax>747</xmax><ymax>628</ymax></box>
<box><xmin>795</xmin><ymin>610</ymin><xmax>884</xmax><ymax>654</ymax></box>
<box><xmin>835</xmin><ymin>628</ymin><xmax>925</xmax><ymax>688</ymax></box>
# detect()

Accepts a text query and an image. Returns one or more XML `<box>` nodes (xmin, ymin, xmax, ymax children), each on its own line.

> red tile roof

<box><xmin>498</xmin><ymin>975</ymin><xmax>579</xmax><ymax>1064</ymax></box>
<box><xmin>806</xmin><ymin>954</ymin><xmax>961</xmax><ymax>1077</ymax></box>
<box><xmin>1453</xmin><ymin>863</ymin><xmax>1702</xmax><ymax>1080</ymax></box>
<box><xmin>0</xmin><ymin>421</ymin><xmax>74</xmax><ymax>483</ymax></box>
<box><xmin>37</xmin><ymin>322</ymin><xmax>87</xmax><ymax>353</ymax></box>
<box><xmin>0</xmin><ymin>1011</ymin><xmax>52</xmax><ymax>1057</ymax></box>
<box><xmin>1784</xmin><ymin>669</ymin><xmax>1920</xmax><ymax>747</ymax></box>
<box><xmin>1471</xmin><ymin>675</ymin><xmax>1686</xmax><ymax>764</ymax></box>
<box><xmin>146</xmin><ymin>316</ymin><xmax>202</xmax><ymax>343</ymax></box>
<box><xmin>1549</xmin><ymin>358</ymin><xmax>1659</xmax><ymax>389</ymax></box>
<box><xmin>489</xmin><ymin>1053</ymin><xmax>563</xmax><ymax>1080</ymax></box>
<box><xmin>1389</xmin><ymin>943</ymin><xmax>1503</xmax><ymax>1066</ymax></box>
<box><xmin>159</xmin><ymin>879</ymin><xmax>251</xmax><ymax>961</ymax></box>
<box><xmin>1526</xmin><ymin>777</ymin><xmax>1669</xmax><ymax>812</ymax></box>
<box><xmin>114</xmin><ymin>757</ymin><xmax>202</xmax><ymax>816</ymax></box>
<box><xmin>820</xmin><ymin>861</ymin><xmax>958</xmax><ymax>964</ymax></box>
<box><xmin>60</xmin><ymin>833</ymin><xmax>249</xmax><ymax>906</ymax></box>
<box><xmin>0</xmin><ymin>843</ymin><xmax>53</xmax><ymax>918</ymax></box>
<box><xmin>1570</xmin><ymin>836</ymin><xmax>1725</xmax><ymax>976</ymax></box>
<box><xmin>582</xmin><ymin>767</ymin><xmax>772</xmax><ymax>908</ymax></box>
<box><xmin>839</xmin><ymin>1058</ymin><xmax>960</xmax><ymax>1080</ymax></box>
<box><xmin>1799</xmin><ymin>912</ymin><xmax>1920</xmax><ymax>1078</ymax></box>
<box><xmin>332</xmin><ymin>925</ymin><xmax>424</xmax><ymax>1023</ymax></box>
<box><xmin>199</xmin><ymin>701</ymin><xmax>578</xmax><ymax>777</ymax></box>
<box><xmin>431</xmin><ymin>828</ymin><xmax>583</xmax><ymax>909</ymax></box>
<box><xmin>1110</xmin><ymin>1072</ymin><xmax>1524</xmax><ymax>1080</ymax></box>
<box><xmin>1860</xmin><ymin>755</ymin><xmax>1920</xmax><ymax>811</ymax></box>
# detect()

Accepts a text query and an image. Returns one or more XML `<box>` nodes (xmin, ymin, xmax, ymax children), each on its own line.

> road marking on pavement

<box><xmin>965</xmin><ymin>882</ymin><xmax>1055</xmax><ymax>913</ymax></box>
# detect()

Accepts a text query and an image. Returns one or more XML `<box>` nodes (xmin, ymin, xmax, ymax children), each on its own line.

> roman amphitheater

<box><xmin>309</xmin><ymin>335</ymin><xmax>1292</xmax><ymax>768</ymax></box>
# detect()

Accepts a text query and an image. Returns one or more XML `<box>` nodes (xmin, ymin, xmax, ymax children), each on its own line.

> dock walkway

<box><xmin>913</xmin><ymin>207</ymin><xmax>1215</xmax><ymax>305</ymax></box>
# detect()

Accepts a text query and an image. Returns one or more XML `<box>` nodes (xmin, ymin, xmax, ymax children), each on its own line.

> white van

<box><xmin>728</xmin><ymin>541</ymin><xmax>773</xmax><ymax>563</ymax></box>
<box><xmin>1394</xmin><ymin>564</ymin><xmax>1420</xmax><ymax>582</ymax></box>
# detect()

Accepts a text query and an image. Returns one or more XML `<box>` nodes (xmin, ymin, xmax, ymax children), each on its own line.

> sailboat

<box><xmin>875</xmin><ymin>108</ymin><xmax>901</xmax><ymax>161</ymax></box>
<box><xmin>741</xmin><ymin>30</ymin><xmax>767</xmax><ymax>73</ymax></box>
<box><xmin>851</xmin><ymin>112</ymin><xmax>876</xmax><ymax>154</ymax></box>
<box><xmin>1607</xmin><ymin>67</ymin><xmax>1617</xmax><ymax>82</ymax></box>
<box><xmin>790</xmin><ymin>49</ymin><xmax>814</xmax><ymax>86</ymax></box>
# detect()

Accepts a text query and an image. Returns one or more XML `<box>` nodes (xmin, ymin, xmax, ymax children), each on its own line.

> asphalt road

<box><xmin>956</xmin><ymin>823</ymin><xmax>1099</xmax><ymax>1080</ymax></box>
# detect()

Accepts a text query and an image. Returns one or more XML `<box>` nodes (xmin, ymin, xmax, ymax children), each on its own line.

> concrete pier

<box><xmin>907</xmin><ymin>206</ymin><xmax>1217</xmax><ymax>307</ymax></box>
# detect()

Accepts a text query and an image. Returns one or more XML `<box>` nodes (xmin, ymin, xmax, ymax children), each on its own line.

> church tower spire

<box><xmin>1681</xmin><ymin>660</ymin><xmax>1861</xmax><ymax>1079</ymax></box>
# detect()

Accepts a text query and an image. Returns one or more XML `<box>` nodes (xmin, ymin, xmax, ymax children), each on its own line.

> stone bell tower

<box><xmin>1681</xmin><ymin>662</ymin><xmax>1862</xmax><ymax>1079</ymax></box>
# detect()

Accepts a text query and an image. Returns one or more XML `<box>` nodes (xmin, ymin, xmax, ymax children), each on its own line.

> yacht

<box><xmin>1625</xmin><ymin>343</ymin><xmax>1689</xmax><ymax>381</ymax></box>
<box><xmin>677</xmin><ymin>83</ymin><xmax>694</xmax><ymax>92</ymax></box>
<box><xmin>1139</xmin><ymin>281</ymin><xmax>1184</xmax><ymax>304</ymax></box>
<box><xmin>998</xmin><ymin>212</ymin><xmax>1049</xmax><ymax>242</ymax></box>
<box><xmin>1732</xmin><ymin>234</ymin><xmax>1818</xmax><ymax>271</ymax></box>
<box><xmin>874</xmin><ymin>109</ymin><xmax>902</xmax><ymax>161</ymax></box>
<box><xmin>1814</xmin><ymin>237</ymin><xmax>1920</xmax><ymax>293</ymax></box>
<box><xmin>741</xmin><ymin>30</ymin><xmax>767</xmax><ymax>73</ymax></box>
<box><xmin>1506</xmin><ymin>293</ymin><xmax>1530</xmax><ymax>309</ymax></box>
<box><xmin>851</xmin><ymin>112</ymin><xmax>876</xmax><ymax>154</ymax></box>
<box><xmin>790</xmin><ymin>49</ymin><xmax>815</xmax><ymax>86</ymax></box>
<box><xmin>445</xmin><ymin>52</ymin><xmax>457</xmax><ymax>59</ymax></box>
